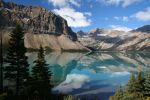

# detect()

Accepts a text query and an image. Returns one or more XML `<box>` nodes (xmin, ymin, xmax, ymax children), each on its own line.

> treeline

<box><xmin>3</xmin><ymin>24</ymin><xmax>150</xmax><ymax>100</ymax></box>
<box><xmin>0</xmin><ymin>24</ymin><xmax>78</xmax><ymax>100</ymax></box>
<box><xmin>110</xmin><ymin>71</ymin><xmax>150</xmax><ymax>100</ymax></box>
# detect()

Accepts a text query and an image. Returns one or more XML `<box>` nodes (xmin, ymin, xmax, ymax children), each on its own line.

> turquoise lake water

<box><xmin>26</xmin><ymin>52</ymin><xmax>150</xmax><ymax>100</ymax></box>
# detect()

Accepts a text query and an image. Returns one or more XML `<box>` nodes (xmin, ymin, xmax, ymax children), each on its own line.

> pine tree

<box><xmin>111</xmin><ymin>72</ymin><xmax>147</xmax><ymax>100</ymax></box>
<box><xmin>123</xmin><ymin>73</ymin><xmax>145</xmax><ymax>100</ymax></box>
<box><xmin>31</xmin><ymin>46</ymin><xmax>52</xmax><ymax>99</ymax></box>
<box><xmin>0</xmin><ymin>27</ymin><xmax>3</xmax><ymax>94</ymax></box>
<box><xmin>4</xmin><ymin>24</ymin><xmax>29</xmax><ymax>95</ymax></box>
<box><xmin>126</xmin><ymin>74</ymin><xmax>137</xmax><ymax>93</ymax></box>
<box><xmin>144</xmin><ymin>70</ymin><xmax>150</xmax><ymax>96</ymax></box>
<box><xmin>136</xmin><ymin>72</ymin><xmax>145</xmax><ymax>94</ymax></box>
<box><xmin>64</xmin><ymin>95</ymin><xmax>77</xmax><ymax>100</ymax></box>
<box><xmin>109</xmin><ymin>86</ymin><xmax>124</xmax><ymax>100</ymax></box>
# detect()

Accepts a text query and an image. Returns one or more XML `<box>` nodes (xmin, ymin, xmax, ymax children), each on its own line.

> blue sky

<box><xmin>4</xmin><ymin>0</ymin><xmax>150</xmax><ymax>32</ymax></box>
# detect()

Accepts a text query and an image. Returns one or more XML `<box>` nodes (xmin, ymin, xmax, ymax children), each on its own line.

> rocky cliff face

<box><xmin>0</xmin><ymin>1</ymin><xmax>89</xmax><ymax>51</ymax></box>
<box><xmin>78</xmin><ymin>27</ymin><xmax>150</xmax><ymax>51</ymax></box>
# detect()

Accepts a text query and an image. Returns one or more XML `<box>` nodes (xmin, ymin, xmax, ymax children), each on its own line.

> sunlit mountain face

<box><xmin>1</xmin><ymin>0</ymin><xmax>150</xmax><ymax>100</ymax></box>
<box><xmin>26</xmin><ymin>52</ymin><xmax>150</xmax><ymax>100</ymax></box>
<box><xmin>4</xmin><ymin>0</ymin><xmax>150</xmax><ymax>32</ymax></box>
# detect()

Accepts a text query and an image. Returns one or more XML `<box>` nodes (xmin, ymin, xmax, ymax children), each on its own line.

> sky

<box><xmin>4</xmin><ymin>0</ymin><xmax>150</xmax><ymax>32</ymax></box>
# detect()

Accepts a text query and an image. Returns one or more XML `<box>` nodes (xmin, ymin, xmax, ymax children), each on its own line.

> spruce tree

<box><xmin>4</xmin><ymin>24</ymin><xmax>29</xmax><ymax>95</ymax></box>
<box><xmin>144</xmin><ymin>70</ymin><xmax>150</xmax><ymax>96</ymax></box>
<box><xmin>0</xmin><ymin>27</ymin><xmax>3</xmax><ymax>94</ymax></box>
<box><xmin>31</xmin><ymin>46</ymin><xmax>52</xmax><ymax>99</ymax></box>
<box><xmin>111</xmin><ymin>72</ymin><xmax>147</xmax><ymax>100</ymax></box>
<box><xmin>109</xmin><ymin>86</ymin><xmax>124</xmax><ymax>100</ymax></box>
<box><xmin>136</xmin><ymin>72</ymin><xmax>145</xmax><ymax>94</ymax></box>
<box><xmin>123</xmin><ymin>73</ymin><xmax>145</xmax><ymax>100</ymax></box>
<box><xmin>126</xmin><ymin>74</ymin><xmax>137</xmax><ymax>93</ymax></box>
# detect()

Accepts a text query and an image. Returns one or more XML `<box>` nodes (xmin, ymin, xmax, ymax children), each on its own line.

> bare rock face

<box><xmin>0</xmin><ymin>1</ymin><xmax>89</xmax><ymax>51</ymax></box>
<box><xmin>78</xmin><ymin>28</ymin><xmax>150</xmax><ymax>51</ymax></box>
<box><xmin>24</xmin><ymin>33</ymin><xmax>88</xmax><ymax>51</ymax></box>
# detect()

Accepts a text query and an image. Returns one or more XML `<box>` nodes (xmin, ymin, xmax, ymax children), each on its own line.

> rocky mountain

<box><xmin>132</xmin><ymin>25</ymin><xmax>150</xmax><ymax>33</ymax></box>
<box><xmin>77</xmin><ymin>30</ymin><xmax>87</xmax><ymax>38</ymax></box>
<box><xmin>77</xmin><ymin>27</ymin><xmax>150</xmax><ymax>51</ymax></box>
<box><xmin>0</xmin><ymin>1</ymin><xmax>89</xmax><ymax>51</ymax></box>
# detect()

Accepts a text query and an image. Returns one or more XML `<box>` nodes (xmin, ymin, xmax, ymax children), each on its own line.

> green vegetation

<box><xmin>1</xmin><ymin>24</ymin><xmax>79</xmax><ymax>100</ymax></box>
<box><xmin>3</xmin><ymin>24</ymin><xmax>150</xmax><ymax>100</ymax></box>
<box><xmin>144</xmin><ymin>70</ymin><xmax>150</xmax><ymax>96</ymax></box>
<box><xmin>110</xmin><ymin>71</ymin><xmax>150</xmax><ymax>100</ymax></box>
<box><xmin>4</xmin><ymin>24</ymin><xmax>29</xmax><ymax>96</ymax></box>
<box><xmin>64</xmin><ymin>95</ymin><xmax>78</xmax><ymax>100</ymax></box>
<box><xmin>0</xmin><ymin>93</ymin><xmax>7</xmax><ymax>100</ymax></box>
<box><xmin>29</xmin><ymin>46</ymin><xmax>53</xmax><ymax>99</ymax></box>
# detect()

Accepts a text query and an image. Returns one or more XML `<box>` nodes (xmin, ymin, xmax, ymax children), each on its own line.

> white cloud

<box><xmin>48</xmin><ymin>0</ymin><xmax>92</xmax><ymax>28</ymax></box>
<box><xmin>114</xmin><ymin>16</ymin><xmax>120</xmax><ymax>20</ymax></box>
<box><xmin>134</xmin><ymin>7</ymin><xmax>150</xmax><ymax>21</ymax></box>
<box><xmin>53</xmin><ymin>7</ymin><xmax>92</xmax><ymax>27</ymax></box>
<box><xmin>53</xmin><ymin>74</ymin><xmax>90</xmax><ymax>93</ymax></box>
<box><xmin>114</xmin><ymin>16</ymin><xmax>129</xmax><ymax>22</ymax></box>
<box><xmin>85</xmin><ymin>12</ymin><xmax>92</xmax><ymax>16</ymax></box>
<box><xmin>122</xmin><ymin>16</ymin><xmax>129</xmax><ymax>21</ymax></box>
<box><xmin>109</xmin><ymin>25</ymin><xmax>132</xmax><ymax>32</ymax></box>
<box><xmin>99</xmin><ymin>0</ymin><xmax>142</xmax><ymax>7</ymax></box>
<box><xmin>48</xmin><ymin>0</ymin><xmax>80</xmax><ymax>7</ymax></box>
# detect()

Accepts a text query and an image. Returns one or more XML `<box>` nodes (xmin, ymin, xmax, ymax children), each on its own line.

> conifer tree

<box><xmin>126</xmin><ymin>74</ymin><xmax>137</xmax><ymax>93</ymax></box>
<box><xmin>136</xmin><ymin>72</ymin><xmax>145</xmax><ymax>94</ymax></box>
<box><xmin>64</xmin><ymin>95</ymin><xmax>77</xmax><ymax>100</ymax></box>
<box><xmin>144</xmin><ymin>70</ymin><xmax>150</xmax><ymax>96</ymax></box>
<box><xmin>122</xmin><ymin>73</ymin><xmax>145</xmax><ymax>100</ymax></box>
<box><xmin>109</xmin><ymin>86</ymin><xmax>124</xmax><ymax>100</ymax></box>
<box><xmin>4</xmin><ymin>24</ymin><xmax>29</xmax><ymax>95</ymax></box>
<box><xmin>109</xmin><ymin>73</ymin><xmax>145</xmax><ymax>100</ymax></box>
<box><xmin>31</xmin><ymin>46</ymin><xmax>52</xmax><ymax>99</ymax></box>
<box><xmin>0</xmin><ymin>27</ymin><xmax>3</xmax><ymax>94</ymax></box>
<box><xmin>110</xmin><ymin>72</ymin><xmax>147</xmax><ymax>100</ymax></box>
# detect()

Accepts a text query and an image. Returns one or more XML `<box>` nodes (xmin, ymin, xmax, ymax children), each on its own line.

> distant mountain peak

<box><xmin>132</xmin><ymin>25</ymin><xmax>150</xmax><ymax>33</ymax></box>
<box><xmin>89</xmin><ymin>28</ymin><xmax>102</xmax><ymax>33</ymax></box>
<box><xmin>77</xmin><ymin>27</ymin><xmax>150</xmax><ymax>51</ymax></box>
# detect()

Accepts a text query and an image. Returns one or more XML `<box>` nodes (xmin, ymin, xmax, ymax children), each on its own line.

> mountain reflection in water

<box><xmin>26</xmin><ymin>52</ymin><xmax>150</xmax><ymax>100</ymax></box>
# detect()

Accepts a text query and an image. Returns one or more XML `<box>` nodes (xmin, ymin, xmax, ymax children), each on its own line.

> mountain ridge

<box><xmin>0</xmin><ymin>1</ymin><xmax>90</xmax><ymax>51</ymax></box>
<box><xmin>77</xmin><ymin>25</ymin><xmax>150</xmax><ymax>51</ymax></box>
<box><xmin>132</xmin><ymin>25</ymin><xmax>150</xmax><ymax>33</ymax></box>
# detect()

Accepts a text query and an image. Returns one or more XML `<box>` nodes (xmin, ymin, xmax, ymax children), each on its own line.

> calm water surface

<box><xmin>26</xmin><ymin>51</ymin><xmax>150</xmax><ymax>100</ymax></box>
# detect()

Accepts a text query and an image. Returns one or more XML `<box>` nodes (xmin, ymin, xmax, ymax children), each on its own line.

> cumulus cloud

<box><xmin>85</xmin><ymin>12</ymin><xmax>92</xmax><ymax>16</ymax></box>
<box><xmin>53</xmin><ymin>7</ymin><xmax>92</xmax><ymax>27</ymax></box>
<box><xmin>48</xmin><ymin>0</ymin><xmax>80</xmax><ymax>7</ymax></box>
<box><xmin>53</xmin><ymin>74</ymin><xmax>90</xmax><ymax>93</ymax></box>
<box><xmin>134</xmin><ymin>7</ymin><xmax>150</xmax><ymax>21</ymax></box>
<box><xmin>99</xmin><ymin>0</ymin><xmax>142</xmax><ymax>7</ymax></box>
<box><xmin>48</xmin><ymin>0</ymin><xmax>91</xmax><ymax>28</ymax></box>
<box><xmin>109</xmin><ymin>25</ymin><xmax>132</xmax><ymax>32</ymax></box>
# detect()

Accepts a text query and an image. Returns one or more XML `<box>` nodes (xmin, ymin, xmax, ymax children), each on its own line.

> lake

<box><xmin>25</xmin><ymin>51</ymin><xmax>150</xmax><ymax>100</ymax></box>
